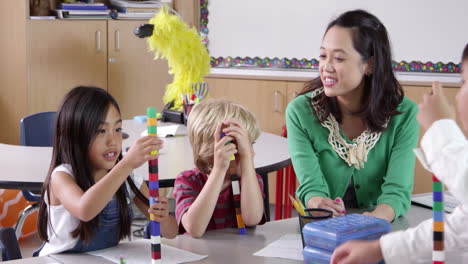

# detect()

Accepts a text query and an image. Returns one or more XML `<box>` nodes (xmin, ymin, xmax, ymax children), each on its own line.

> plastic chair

<box><xmin>0</xmin><ymin>227</ymin><xmax>22</xmax><ymax>261</ymax></box>
<box><xmin>274</xmin><ymin>125</ymin><xmax>297</xmax><ymax>220</ymax></box>
<box><xmin>16</xmin><ymin>112</ymin><xmax>56</xmax><ymax>239</ymax></box>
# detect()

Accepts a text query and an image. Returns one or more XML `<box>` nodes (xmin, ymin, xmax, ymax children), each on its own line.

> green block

<box><xmin>433</xmin><ymin>201</ymin><xmax>444</xmax><ymax>211</ymax></box>
<box><xmin>147</xmin><ymin>107</ymin><xmax>157</xmax><ymax>118</ymax></box>
<box><xmin>433</xmin><ymin>181</ymin><xmax>443</xmax><ymax>192</ymax></box>
<box><xmin>147</xmin><ymin>126</ymin><xmax>157</xmax><ymax>134</ymax></box>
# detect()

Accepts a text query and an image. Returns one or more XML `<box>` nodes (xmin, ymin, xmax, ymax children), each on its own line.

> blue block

<box><xmin>150</xmin><ymin>197</ymin><xmax>158</xmax><ymax>204</ymax></box>
<box><xmin>150</xmin><ymin>221</ymin><xmax>161</xmax><ymax>236</ymax></box>
<box><xmin>238</xmin><ymin>227</ymin><xmax>247</xmax><ymax>235</ymax></box>
<box><xmin>433</xmin><ymin>211</ymin><xmax>444</xmax><ymax>222</ymax></box>
<box><xmin>149</xmin><ymin>181</ymin><xmax>160</xmax><ymax>190</ymax></box>
<box><xmin>433</xmin><ymin>191</ymin><xmax>443</xmax><ymax>202</ymax></box>
<box><xmin>133</xmin><ymin>115</ymin><xmax>147</xmax><ymax>123</ymax></box>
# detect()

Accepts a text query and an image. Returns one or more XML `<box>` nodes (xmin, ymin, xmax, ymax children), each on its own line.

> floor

<box><xmin>15</xmin><ymin>204</ymin><xmax>295</xmax><ymax>259</ymax></box>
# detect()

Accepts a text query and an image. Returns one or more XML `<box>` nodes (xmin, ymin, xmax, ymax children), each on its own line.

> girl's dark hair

<box><xmin>462</xmin><ymin>44</ymin><xmax>468</xmax><ymax>62</ymax></box>
<box><xmin>37</xmin><ymin>86</ymin><xmax>149</xmax><ymax>243</ymax></box>
<box><xmin>300</xmin><ymin>9</ymin><xmax>403</xmax><ymax>132</ymax></box>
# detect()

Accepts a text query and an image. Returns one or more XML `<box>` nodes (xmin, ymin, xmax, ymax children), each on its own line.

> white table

<box><xmin>0</xmin><ymin>120</ymin><xmax>290</xmax><ymax>190</ymax></box>
<box><xmin>9</xmin><ymin>205</ymin><xmax>467</xmax><ymax>263</ymax></box>
<box><xmin>0</xmin><ymin>120</ymin><xmax>290</xmax><ymax>220</ymax></box>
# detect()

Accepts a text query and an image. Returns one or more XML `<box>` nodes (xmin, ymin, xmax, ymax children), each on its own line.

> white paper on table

<box><xmin>253</xmin><ymin>233</ymin><xmax>304</xmax><ymax>261</ymax></box>
<box><xmin>86</xmin><ymin>240</ymin><xmax>207</xmax><ymax>264</ymax></box>
<box><xmin>141</xmin><ymin>125</ymin><xmax>187</xmax><ymax>137</ymax></box>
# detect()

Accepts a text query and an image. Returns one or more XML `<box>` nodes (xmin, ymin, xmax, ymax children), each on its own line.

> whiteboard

<box><xmin>204</xmin><ymin>0</ymin><xmax>468</xmax><ymax>72</ymax></box>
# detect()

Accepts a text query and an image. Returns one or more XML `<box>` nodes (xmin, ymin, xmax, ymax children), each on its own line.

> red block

<box><xmin>151</xmin><ymin>251</ymin><xmax>161</xmax><ymax>260</ymax></box>
<box><xmin>149</xmin><ymin>173</ymin><xmax>159</xmax><ymax>181</ymax></box>
<box><xmin>149</xmin><ymin>189</ymin><xmax>159</xmax><ymax>197</ymax></box>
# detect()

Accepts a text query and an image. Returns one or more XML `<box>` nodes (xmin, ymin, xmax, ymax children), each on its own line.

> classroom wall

<box><xmin>207</xmin><ymin>0</ymin><xmax>468</xmax><ymax>64</ymax></box>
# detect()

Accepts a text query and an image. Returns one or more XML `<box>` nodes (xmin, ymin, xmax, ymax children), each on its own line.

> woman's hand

<box><xmin>331</xmin><ymin>240</ymin><xmax>383</xmax><ymax>264</ymax></box>
<box><xmin>307</xmin><ymin>196</ymin><xmax>346</xmax><ymax>216</ymax></box>
<box><xmin>213</xmin><ymin>121</ymin><xmax>238</xmax><ymax>173</ymax></box>
<box><xmin>417</xmin><ymin>81</ymin><xmax>455</xmax><ymax>131</ymax></box>
<box><xmin>122</xmin><ymin>136</ymin><xmax>163</xmax><ymax>169</ymax></box>
<box><xmin>362</xmin><ymin>203</ymin><xmax>395</xmax><ymax>222</ymax></box>
<box><xmin>148</xmin><ymin>197</ymin><xmax>170</xmax><ymax>222</ymax></box>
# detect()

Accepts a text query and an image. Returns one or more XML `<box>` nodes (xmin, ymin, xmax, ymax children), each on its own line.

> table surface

<box><xmin>8</xmin><ymin>205</ymin><xmax>466</xmax><ymax>263</ymax></box>
<box><xmin>0</xmin><ymin>120</ymin><xmax>290</xmax><ymax>190</ymax></box>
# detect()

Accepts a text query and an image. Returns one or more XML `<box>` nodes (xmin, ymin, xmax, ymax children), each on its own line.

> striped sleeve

<box><xmin>173</xmin><ymin>171</ymin><xmax>201</xmax><ymax>233</ymax></box>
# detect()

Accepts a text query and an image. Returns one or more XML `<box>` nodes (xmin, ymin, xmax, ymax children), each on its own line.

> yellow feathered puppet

<box><xmin>142</xmin><ymin>5</ymin><xmax>211</xmax><ymax>110</ymax></box>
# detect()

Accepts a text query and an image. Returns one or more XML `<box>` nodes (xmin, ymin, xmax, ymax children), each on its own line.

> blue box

<box><xmin>302</xmin><ymin>214</ymin><xmax>391</xmax><ymax>252</ymax></box>
<box><xmin>303</xmin><ymin>246</ymin><xmax>331</xmax><ymax>264</ymax></box>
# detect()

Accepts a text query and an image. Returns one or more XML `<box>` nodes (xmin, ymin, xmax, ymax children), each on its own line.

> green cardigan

<box><xmin>285</xmin><ymin>92</ymin><xmax>419</xmax><ymax>218</ymax></box>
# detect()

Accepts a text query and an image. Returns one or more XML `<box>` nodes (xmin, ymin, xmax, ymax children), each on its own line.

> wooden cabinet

<box><xmin>207</xmin><ymin>78</ymin><xmax>288</xmax><ymax>135</ymax></box>
<box><xmin>28</xmin><ymin>20</ymin><xmax>170</xmax><ymax>119</ymax></box>
<box><xmin>107</xmin><ymin>20</ymin><xmax>171</xmax><ymax>119</ymax></box>
<box><xmin>29</xmin><ymin>21</ymin><xmax>108</xmax><ymax>113</ymax></box>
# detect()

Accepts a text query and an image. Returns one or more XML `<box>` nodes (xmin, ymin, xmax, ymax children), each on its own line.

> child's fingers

<box><xmin>217</xmin><ymin>135</ymin><xmax>235</xmax><ymax>146</ymax></box>
<box><xmin>154</xmin><ymin>197</ymin><xmax>168</xmax><ymax>203</ymax></box>
<box><xmin>214</xmin><ymin>121</ymin><xmax>223</xmax><ymax>142</ymax></box>
<box><xmin>432</xmin><ymin>81</ymin><xmax>442</xmax><ymax>95</ymax></box>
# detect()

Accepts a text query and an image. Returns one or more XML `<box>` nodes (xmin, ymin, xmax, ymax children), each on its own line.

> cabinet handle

<box><xmin>96</xmin><ymin>30</ymin><xmax>102</xmax><ymax>52</ymax></box>
<box><xmin>274</xmin><ymin>90</ymin><xmax>280</xmax><ymax>112</ymax></box>
<box><xmin>115</xmin><ymin>30</ymin><xmax>120</xmax><ymax>52</ymax></box>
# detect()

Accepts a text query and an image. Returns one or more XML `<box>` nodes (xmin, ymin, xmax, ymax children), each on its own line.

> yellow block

<box><xmin>434</xmin><ymin>221</ymin><xmax>444</xmax><ymax>232</ymax></box>
<box><xmin>150</xmin><ymin>150</ymin><xmax>159</xmax><ymax>155</ymax></box>
<box><xmin>147</xmin><ymin>118</ymin><xmax>157</xmax><ymax>126</ymax></box>
<box><xmin>236</xmin><ymin>214</ymin><xmax>245</xmax><ymax>228</ymax></box>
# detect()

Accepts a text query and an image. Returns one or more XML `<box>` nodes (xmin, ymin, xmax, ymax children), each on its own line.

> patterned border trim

<box><xmin>201</xmin><ymin>1</ymin><xmax>461</xmax><ymax>73</ymax></box>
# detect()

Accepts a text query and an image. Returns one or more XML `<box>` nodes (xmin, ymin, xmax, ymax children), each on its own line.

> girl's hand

<box><xmin>222</xmin><ymin>119</ymin><xmax>254</xmax><ymax>158</ymax></box>
<box><xmin>331</xmin><ymin>240</ymin><xmax>383</xmax><ymax>264</ymax></box>
<box><xmin>307</xmin><ymin>196</ymin><xmax>346</xmax><ymax>216</ymax></box>
<box><xmin>122</xmin><ymin>136</ymin><xmax>163</xmax><ymax>169</ymax></box>
<box><xmin>417</xmin><ymin>81</ymin><xmax>455</xmax><ymax>131</ymax></box>
<box><xmin>213</xmin><ymin>121</ymin><xmax>238</xmax><ymax>173</ymax></box>
<box><xmin>148</xmin><ymin>197</ymin><xmax>170</xmax><ymax>223</ymax></box>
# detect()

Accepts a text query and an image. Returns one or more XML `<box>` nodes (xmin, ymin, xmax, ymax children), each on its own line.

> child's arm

<box><xmin>222</xmin><ymin>120</ymin><xmax>264</xmax><ymax>226</ymax></box>
<box><xmin>180</xmin><ymin>122</ymin><xmax>237</xmax><ymax>237</ymax></box>
<box><xmin>50</xmin><ymin>136</ymin><xmax>161</xmax><ymax>222</ymax></box>
<box><xmin>133</xmin><ymin>183</ymin><xmax>178</xmax><ymax>239</ymax></box>
<box><xmin>417</xmin><ymin>82</ymin><xmax>468</xmax><ymax>204</ymax></box>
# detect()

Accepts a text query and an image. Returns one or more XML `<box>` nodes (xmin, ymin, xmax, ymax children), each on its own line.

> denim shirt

<box><xmin>34</xmin><ymin>192</ymin><xmax>133</xmax><ymax>256</ymax></box>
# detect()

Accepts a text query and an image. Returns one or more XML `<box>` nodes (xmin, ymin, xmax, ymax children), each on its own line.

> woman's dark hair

<box><xmin>300</xmin><ymin>9</ymin><xmax>403</xmax><ymax>132</ymax></box>
<box><xmin>37</xmin><ymin>86</ymin><xmax>149</xmax><ymax>243</ymax></box>
<box><xmin>462</xmin><ymin>44</ymin><xmax>468</xmax><ymax>62</ymax></box>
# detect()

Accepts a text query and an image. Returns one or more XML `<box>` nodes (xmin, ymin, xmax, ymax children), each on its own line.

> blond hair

<box><xmin>187</xmin><ymin>98</ymin><xmax>260</xmax><ymax>175</ymax></box>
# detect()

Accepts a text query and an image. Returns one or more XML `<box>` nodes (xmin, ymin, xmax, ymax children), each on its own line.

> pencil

<box><xmin>289</xmin><ymin>194</ymin><xmax>306</xmax><ymax>216</ymax></box>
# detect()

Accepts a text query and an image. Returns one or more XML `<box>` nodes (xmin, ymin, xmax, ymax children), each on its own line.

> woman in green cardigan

<box><xmin>286</xmin><ymin>10</ymin><xmax>419</xmax><ymax>222</ymax></box>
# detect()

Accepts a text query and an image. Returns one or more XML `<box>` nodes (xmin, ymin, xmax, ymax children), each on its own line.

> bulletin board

<box><xmin>200</xmin><ymin>0</ymin><xmax>467</xmax><ymax>73</ymax></box>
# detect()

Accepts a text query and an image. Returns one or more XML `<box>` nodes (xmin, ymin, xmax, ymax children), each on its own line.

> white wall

<box><xmin>207</xmin><ymin>0</ymin><xmax>468</xmax><ymax>64</ymax></box>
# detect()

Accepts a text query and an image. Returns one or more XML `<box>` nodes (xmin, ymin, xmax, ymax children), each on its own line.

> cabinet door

<box><xmin>29</xmin><ymin>20</ymin><xmax>107</xmax><ymax>113</ymax></box>
<box><xmin>286</xmin><ymin>81</ymin><xmax>306</xmax><ymax>103</ymax></box>
<box><xmin>206</xmin><ymin>78</ymin><xmax>287</xmax><ymax>135</ymax></box>
<box><xmin>108</xmin><ymin>20</ymin><xmax>171</xmax><ymax>119</ymax></box>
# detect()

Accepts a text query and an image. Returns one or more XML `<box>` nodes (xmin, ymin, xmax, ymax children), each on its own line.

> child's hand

<box><xmin>307</xmin><ymin>196</ymin><xmax>346</xmax><ymax>216</ymax></box>
<box><xmin>213</xmin><ymin>121</ymin><xmax>238</xmax><ymax>173</ymax></box>
<box><xmin>122</xmin><ymin>136</ymin><xmax>163</xmax><ymax>169</ymax></box>
<box><xmin>222</xmin><ymin>119</ymin><xmax>254</xmax><ymax>158</ymax></box>
<box><xmin>417</xmin><ymin>81</ymin><xmax>455</xmax><ymax>131</ymax></box>
<box><xmin>331</xmin><ymin>240</ymin><xmax>383</xmax><ymax>264</ymax></box>
<box><xmin>148</xmin><ymin>197</ymin><xmax>170</xmax><ymax>223</ymax></box>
